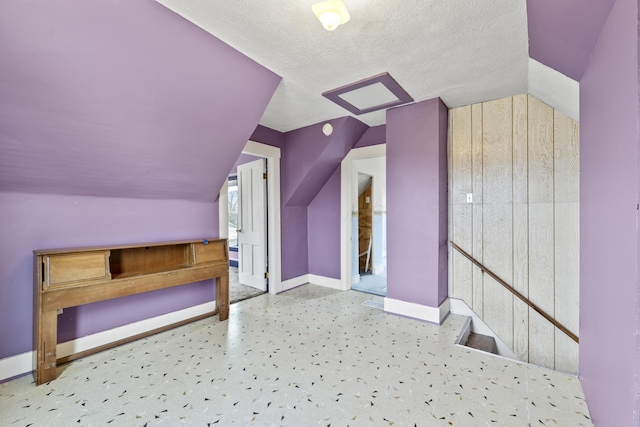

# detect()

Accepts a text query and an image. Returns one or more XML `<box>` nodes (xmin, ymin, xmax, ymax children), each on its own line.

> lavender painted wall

<box><xmin>0</xmin><ymin>192</ymin><xmax>219</xmax><ymax>359</ymax></box>
<box><xmin>279</xmin><ymin>118</ymin><xmax>367</xmax><ymax>280</ymax></box>
<box><xmin>0</xmin><ymin>0</ymin><xmax>280</xmax><ymax>202</ymax></box>
<box><xmin>281</xmin><ymin>206</ymin><xmax>309</xmax><ymax>280</ymax></box>
<box><xmin>250</xmin><ymin>125</ymin><xmax>285</xmax><ymax>150</ymax></box>
<box><xmin>386</xmin><ymin>99</ymin><xmax>448</xmax><ymax>308</ymax></box>
<box><xmin>283</xmin><ymin>118</ymin><xmax>368</xmax><ymax>207</ymax></box>
<box><xmin>527</xmin><ymin>0</ymin><xmax>615</xmax><ymax>80</ymax></box>
<box><xmin>308</xmin><ymin>168</ymin><xmax>341</xmax><ymax>279</ymax></box>
<box><xmin>282</xmin><ymin>119</ymin><xmax>344</xmax><ymax>206</ymax></box>
<box><xmin>579</xmin><ymin>0</ymin><xmax>639</xmax><ymax>424</ymax></box>
<box><xmin>0</xmin><ymin>1</ymin><xmax>282</xmax><ymax>363</ymax></box>
<box><xmin>354</xmin><ymin>125</ymin><xmax>386</xmax><ymax>148</ymax></box>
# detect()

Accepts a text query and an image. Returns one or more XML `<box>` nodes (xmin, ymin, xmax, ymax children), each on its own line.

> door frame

<box><xmin>237</xmin><ymin>158</ymin><xmax>268</xmax><ymax>290</ymax></box>
<box><xmin>340</xmin><ymin>144</ymin><xmax>386</xmax><ymax>291</ymax></box>
<box><xmin>219</xmin><ymin>140</ymin><xmax>282</xmax><ymax>294</ymax></box>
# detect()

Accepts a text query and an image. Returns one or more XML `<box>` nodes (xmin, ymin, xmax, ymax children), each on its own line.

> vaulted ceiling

<box><xmin>0</xmin><ymin>0</ymin><xmax>617</xmax><ymax>201</ymax></box>
<box><xmin>157</xmin><ymin>0</ymin><xmax>615</xmax><ymax>132</ymax></box>
<box><xmin>158</xmin><ymin>0</ymin><xmax>528</xmax><ymax>132</ymax></box>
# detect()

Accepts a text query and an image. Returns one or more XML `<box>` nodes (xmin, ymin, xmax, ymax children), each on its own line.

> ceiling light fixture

<box><xmin>312</xmin><ymin>0</ymin><xmax>350</xmax><ymax>31</ymax></box>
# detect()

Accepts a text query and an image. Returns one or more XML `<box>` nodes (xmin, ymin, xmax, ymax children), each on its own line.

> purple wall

<box><xmin>280</xmin><ymin>206</ymin><xmax>309</xmax><ymax>280</ymax></box>
<box><xmin>304</xmin><ymin>123</ymin><xmax>385</xmax><ymax>281</ymax></box>
<box><xmin>282</xmin><ymin>119</ymin><xmax>344</xmax><ymax>206</ymax></box>
<box><xmin>527</xmin><ymin>0</ymin><xmax>615</xmax><ymax>80</ymax></box>
<box><xmin>386</xmin><ymin>99</ymin><xmax>448</xmax><ymax>308</ymax></box>
<box><xmin>250</xmin><ymin>125</ymin><xmax>285</xmax><ymax>150</ymax></box>
<box><xmin>0</xmin><ymin>0</ymin><xmax>282</xmax><ymax>363</ymax></box>
<box><xmin>283</xmin><ymin>118</ymin><xmax>368</xmax><ymax>207</ymax></box>
<box><xmin>308</xmin><ymin>168</ymin><xmax>341</xmax><ymax>279</ymax></box>
<box><xmin>0</xmin><ymin>0</ymin><xmax>280</xmax><ymax>202</ymax></box>
<box><xmin>279</xmin><ymin>118</ymin><xmax>367</xmax><ymax>280</ymax></box>
<box><xmin>0</xmin><ymin>192</ymin><xmax>219</xmax><ymax>358</ymax></box>
<box><xmin>354</xmin><ymin>125</ymin><xmax>386</xmax><ymax>148</ymax></box>
<box><xmin>579</xmin><ymin>0</ymin><xmax>639</xmax><ymax>424</ymax></box>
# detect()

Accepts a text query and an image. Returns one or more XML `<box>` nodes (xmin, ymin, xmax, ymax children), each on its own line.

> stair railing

<box><xmin>449</xmin><ymin>241</ymin><xmax>579</xmax><ymax>344</ymax></box>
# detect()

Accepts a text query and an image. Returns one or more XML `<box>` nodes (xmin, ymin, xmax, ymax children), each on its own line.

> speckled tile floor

<box><xmin>1</xmin><ymin>285</ymin><xmax>592</xmax><ymax>426</ymax></box>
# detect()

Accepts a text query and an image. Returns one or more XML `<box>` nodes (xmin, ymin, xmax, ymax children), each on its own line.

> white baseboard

<box><xmin>0</xmin><ymin>301</ymin><xmax>216</xmax><ymax>382</ymax></box>
<box><xmin>0</xmin><ymin>351</ymin><xmax>34</xmax><ymax>382</ymax></box>
<box><xmin>384</xmin><ymin>297</ymin><xmax>450</xmax><ymax>325</ymax></box>
<box><xmin>308</xmin><ymin>274</ymin><xmax>342</xmax><ymax>290</ymax></box>
<box><xmin>281</xmin><ymin>274</ymin><xmax>342</xmax><ymax>291</ymax></box>
<box><xmin>449</xmin><ymin>298</ymin><xmax>518</xmax><ymax>360</ymax></box>
<box><xmin>281</xmin><ymin>274</ymin><xmax>309</xmax><ymax>292</ymax></box>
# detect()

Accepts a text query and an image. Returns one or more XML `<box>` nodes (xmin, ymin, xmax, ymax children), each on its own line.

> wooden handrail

<box><xmin>449</xmin><ymin>241</ymin><xmax>579</xmax><ymax>344</ymax></box>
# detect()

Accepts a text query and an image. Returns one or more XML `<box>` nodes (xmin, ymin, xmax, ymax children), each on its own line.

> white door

<box><xmin>237</xmin><ymin>159</ymin><xmax>268</xmax><ymax>291</ymax></box>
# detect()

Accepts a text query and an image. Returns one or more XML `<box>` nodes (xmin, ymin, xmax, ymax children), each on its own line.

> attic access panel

<box><xmin>322</xmin><ymin>72</ymin><xmax>413</xmax><ymax>115</ymax></box>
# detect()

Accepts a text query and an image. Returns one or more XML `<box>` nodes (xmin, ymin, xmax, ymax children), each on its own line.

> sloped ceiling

<box><xmin>283</xmin><ymin>117</ymin><xmax>368</xmax><ymax>206</ymax></box>
<box><xmin>157</xmin><ymin>0</ymin><xmax>530</xmax><ymax>132</ymax></box>
<box><xmin>0</xmin><ymin>0</ymin><xmax>281</xmax><ymax>201</ymax></box>
<box><xmin>0</xmin><ymin>0</ymin><xmax>613</xmax><ymax>201</ymax></box>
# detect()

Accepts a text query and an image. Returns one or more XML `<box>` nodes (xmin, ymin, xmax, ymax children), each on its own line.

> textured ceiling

<box><xmin>156</xmin><ymin>0</ymin><xmax>529</xmax><ymax>132</ymax></box>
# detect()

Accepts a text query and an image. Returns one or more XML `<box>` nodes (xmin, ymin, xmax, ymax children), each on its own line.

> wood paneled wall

<box><xmin>448</xmin><ymin>94</ymin><xmax>579</xmax><ymax>374</ymax></box>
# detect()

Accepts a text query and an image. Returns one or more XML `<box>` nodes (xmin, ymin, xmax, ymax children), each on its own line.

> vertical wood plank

<box><xmin>513</xmin><ymin>203</ymin><xmax>529</xmax><ymax>296</ymax></box>
<box><xmin>452</xmin><ymin>204</ymin><xmax>473</xmax><ymax>303</ymax></box>
<box><xmin>472</xmin><ymin>204</ymin><xmax>483</xmax><ymax>315</ymax></box>
<box><xmin>448</xmin><ymin>111</ymin><xmax>454</xmax><ymax>296</ymax></box>
<box><xmin>472</xmin><ymin>103</ymin><xmax>483</xmax><ymax>204</ymax></box>
<box><xmin>528</xmin><ymin>203</ymin><xmax>555</xmax><ymax>370</ymax></box>
<box><xmin>513</xmin><ymin>94</ymin><xmax>528</xmax><ymax>204</ymax></box>
<box><xmin>529</xmin><ymin>309</ymin><xmax>555</xmax><ymax>370</ymax></box>
<box><xmin>450</xmin><ymin>105</ymin><xmax>473</xmax><ymax>303</ymax></box>
<box><xmin>448</xmin><ymin>95</ymin><xmax>580</xmax><ymax>376</ymax></box>
<box><xmin>555</xmin><ymin>329</ymin><xmax>579</xmax><ymax>374</ymax></box>
<box><xmin>512</xmin><ymin>203</ymin><xmax>529</xmax><ymax>361</ymax></box>
<box><xmin>451</xmin><ymin>106</ymin><xmax>473</xmax><ymax>205</ymax></box>
<box><xmin>483</xmin><ymin>203</ymin><xmax>513</xmax><ymax>284</ymax></box>
<box><xmin>528</xmin><ymin>95</ymin><xmax>554</xmax><ymax>203</ymax></box>
<box><xmin>482</xmin><ymin>203</ymin><xmax>513</xmax><ymax>347</ymax></box>
<box><xmin>471</xmin><ymin>103</ymin><xmax>484</xmax><ymax>315</ymax></box>
<box><xmin>483</xmin><ymin>98</ymin><xmax>513</xmax><ymax>204</ymax></box>
<box><xmin>513</xmin><ymin>298</ymin><xmax>529</xmax><ymax>361</ymax></box>
<box><xmin>528</xmin><ymin>203</ymin><xmax>555</xmax><ymax>315</ymax></box>
<box><xmin>553</xmin><ymin>109</ymin><xmax>579</xmax><ymax>376</ymax></box>
<box><xmin>512</xmin><ymin>95</ymin><xmax>528</xmax><ymax>361</ymax></box>
<box><xmin>554</xmin><ymin>202</ymin><xmax>580</xmax><ymax>336</ymax></box>
<box><xmin>554</xmin><ymin>110</ymin><xmax>580</xmax><ymax>203</ymax></box>
<box><xmin>484</xmin><ymin>276</ymin><xmax>514</xmax><ymax>348</ymax></box>
<box><xmin>482</xmin><ymin>97</ymin><xmax>513</xmax><ymax>346</ymax></box>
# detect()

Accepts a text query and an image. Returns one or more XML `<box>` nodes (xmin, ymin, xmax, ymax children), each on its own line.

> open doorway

<box><xmin>219</xmin><ymin>141</ymin><xmax>283</xmax><ymax>300</ymax></box>
<box><xmin>357</xmin><ymin>174</ymin><xmax>373</xmax><ymax>276</ymax></box>
<box><xmin>236</xmin><ymin>158</ymin><xmax>268</xmax><ymax>291</ymax></box>
<box><xmin>224</xmin><ymin>155</ymin><xmax>267</xmax><ymax>303</ymax></box>
<box><xmin>340</xmin><ymin>144</ymin><xmax>387</xmax><ymax>294</ymax></box>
